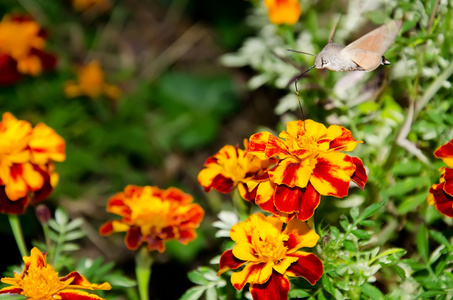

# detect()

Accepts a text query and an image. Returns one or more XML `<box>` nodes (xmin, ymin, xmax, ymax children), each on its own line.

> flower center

<box><xmin>126</xmin><ymin>188</ymin><xmax>171</xmax><ymax>236</ymax></box>
<box><xmin>253</xmin><ymin>232</ymin><xmax>289</xmax><ymax>264</ymax></box>
<box><xmin>19</xmin><ymin>264</ymin><xmax>66</xmax><ymax>299</ymax></box>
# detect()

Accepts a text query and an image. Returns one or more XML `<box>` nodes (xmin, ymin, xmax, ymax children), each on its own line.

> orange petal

<box><xmin>58</xmin><ymin>290</ymin><xmax>109</xmax><ymax>300</ymax></box>
<box><xmin>310</xmin><ymin>152</ymin><xmax>355</xmax><ymax>197</ymax></box>
<box><xmin>249</xmin><ymin>132</ymin><xmax>290</xmax><ymax>159</ymax></box>
<box><xmin>326</xmin><ymin>125</ymin><xmax>361</xmax><ymax>151</ymax></box>
<box><xmin>218</xmin><ymin>249</ymin><xmax>246</xmax><ymax>275</ymax></box>
<box><xmin>286</xmin><ymin>252</ymin><xmax>323</xmax><ymax>285</ymax></box>
<box><xmin>284</xmin><ymin>218</ymin><xmax>320</xmax><ymax>252</ymax></box>
<box><xmin>273</xmin><ymin>256</ymin><xmax>298</xmax><ymax>274</ymax></box>
<box><xmin>434</xmin><ymin>139</ymin><xmax>453</xmax><ymax>167</ymax></box>
<box><xmin>231</xmin><ymin>262</ymin><xmax>272</xmax><ymax>290</ymax></box>
<box><xmin>268</xmin><ymin>157</ymin><xmax>311</xmax><ymax>188</ymax></box>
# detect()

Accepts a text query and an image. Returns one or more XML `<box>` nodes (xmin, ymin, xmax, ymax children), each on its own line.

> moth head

<box><xmin>314</xmin><ymin>54</ymin><xmax>330</xmax><ymax>69</ymax></box>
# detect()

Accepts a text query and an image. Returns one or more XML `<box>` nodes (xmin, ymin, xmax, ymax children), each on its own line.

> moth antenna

<box><xmin>287</xmin><ymin>49</ymin><xmax>316</xmax><ymax>57</ymax></box>
<box><xmin>328</xmin><ymin>14</ymin><xmax>342</xmax><ymax>44</ymax></box>
<box><xmin>294</xmin><ymin>65</ymin><xmax>315</xmax><ymax>126</ymax></box>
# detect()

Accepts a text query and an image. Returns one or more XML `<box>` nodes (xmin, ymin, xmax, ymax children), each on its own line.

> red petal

<box><xmin>31</xmin><ymin>48</ymin><xmax>57</xmax><ymax>71</ymax></box>
<box><xmin>429</xmin><ymin>182</ymin><xmax>453</xmax><ymax>218</ymax></box>
<box><xmin>0</xmin><ymin>186</ymin><xmax>29</xmax><ymax>214</ymax></box>
<box><xmin>210</xmin><ymin>174</ymin><xmax>235</xmax><ymax>193</ymax></box>
<box><xmin>125</xmin><ymin>226</ymin><xmax>142</xmax><ymax>250</ymax></box>
<box><xmin>250</xmin><ymin>272</ymin><xmax>290</xmax><ymax>300</ymax></box>
<box><xmin>218</xmin><ymin>249</ymin><xmax>246</xmax><ymax>275</ymax></box>
<box><xmin>286</xmin><ymin>252</ymin><xmax>323</xmax><ymax>285</ymax></box>
<box><xmin>434</xmin><ymin>140</ymin><xmax>453</xmax><ymax>159</ymax></box>
<box><xmin>351</xmin><ymin>157</ymin><xmax>367</xmax><ymax>190</ymax></box>
<box><xmin>0</xmin><ymin>55</ymin><xmax>22</xmax><ymax>85</ymax></box>
<box><xmin>99</xmin><ymin>221</ymin><xmax>114</xmax><ymax>236</ymax></box>
<box><xmin>273</xmin><ymin>184</ymin><xmax>320</xmax><ymax>221</ymax></box>
<box><xmin>329</xmin><ymin>126</ymin><xmax>356</xmax><ymax>150</ymax></box>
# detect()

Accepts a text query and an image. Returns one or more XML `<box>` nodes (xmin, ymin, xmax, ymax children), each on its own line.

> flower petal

<box><xmin>284</xmin><ymin>218</ymin><xmax>320</xmax><ymax>252</ymax></box>
<box><xmin>231</xmin><ymin>262</ymin><xmax>273</xmax><ymax>290</ymax></box>
<box><xmin>351</xmin><ymin>157</ymin><xmax>367</xmax><ymax>190</ymax></box>
<box><xmin>218</xmin><ymin>249</ymin><xmax>247</xmax><ymax>275</ymax></box>
<box><xmin>249</xmin><ymin>131</ymin><xmax>290</xmax><ymax>159</ymax></box>
<box><xmin>269</xmin><ymin>157</ymin><xmax>311</xmax><ymax>188</ymax></box>
<box><xmin>250</xmin><ymin>272</ymin><xmax>290</xmax><ymax>300</ymax></box>
<box><xmin>124</xmin><ymin>226</ymin><xmax>141</xmax><ymax>250</ymax></box>
<box><xmin>286</xmin><ymin>251</ymin><xmax>323</xmax><ymax>285</ymax></box>
<box><xmin>273</xmin><ymin>256</ymin><xmax>298</xmax><ymax>274</ymax></box>
<box><xmin>58</xmin><ymin>290</ymin><xmax>109</xmax><ymax>300</ymax></box>
<box><xmin>60</xmin><ymin>271</ymin><xmax>111</xmax><ymax>290</ymax></box>
<box><xmin>310</xmin><ymin>152</ymin><xmax>355</xmax><ymax>197</ymax></box>
<box><xmin>434</xmin><ymin>139</ymin><xmax>453</xmax><ymax>167</ymax></box>
<box><xmin>327</xmin><ymin>125</ymin><xmax>361</xmax><ymax>151</ymax></box>
<box><xmin>273</xmin><ymin>184</ymin><xmax>320</xmax><ymax>221</ymax></box>
<box><xmin>428</xmin><ymin>181</ymin><xmax>453</xmax><ymax>218</ymax></box>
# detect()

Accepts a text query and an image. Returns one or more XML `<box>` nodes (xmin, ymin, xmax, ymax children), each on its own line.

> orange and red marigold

<box><xmin>0</xmin><ymin>14</ymin><xmax>56</xmax><ymax>85</ymax></box>
<box><xmin>218</xmin><ymin>213</ymin><xmax>323</xmax><ymax>300</ymax></box>
<box><xmin>0</xmin><ymin>247</ymin><xmax>111</xmax><ymax>299</ymax></box>
<box><xmin>428</xmin><ymin>138</ymin><xmax>453</xmax><ymax>218</ymax></box>
<box><xmin>99</xmin><ymin>185</ymin><xmax>204</xmax><ymax>252</ymax></box>
<box><xmin>0</xmin><ymin>112</ymin><xmax>65</xmax><ymax>214</ymax></box>
<box><xmin>197</xmin><ymin>140</ymin><xmax>277</xmax><ymax>201</ymax></box>
<box><xmin>247</xmin><ymin>119</ymin><xmax>367</xmax><ymax>222</ymax></box>
<box><xmin>264</xmin><ymin>0</ymin><xmax>302</xmax><ymax>25</ymax></box>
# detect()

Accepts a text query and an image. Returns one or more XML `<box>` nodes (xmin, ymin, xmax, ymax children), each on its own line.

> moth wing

<box><xmin>342</xmin><ymin>49</ymin><xmax>383</xmax><ymax>71</ymax></box>
<box><xmin>343</xmin><ymin>20</ymin><xmax>402</xmax><ymax>54</ymax></box>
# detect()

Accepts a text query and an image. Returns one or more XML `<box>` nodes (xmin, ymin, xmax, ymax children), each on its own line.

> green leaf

<box><xmin>339</xmin><ymin>216</ymin><xmax>349</xmax><ymax>231</ymax></box>
<box><xmin>417</xmin><ymin>223</ymin><xmax>429</xmax><ymax>264</ymax></box>
<box><xmin>288</xmin><ymin>289</ymin><xmax>310</xmax><ymax>298</ymax></box>
<box><xmin>0</xmin><ymin>295</ymin><xmax>27</xmax><ymax>300</ymax></box>
<box><xmin>321</xmin><ymin>274</ymin><xmax>333</xmax><ymax>294</ymax></box>
<box><xmin>63</xmin><ymin>230</ymin><xmax>85</xmax><ymax>241</ymax></box>
<box><xmin>187</xmin><ymin>270</ymin><xmax>208</xmax><ymax>285</ymax></box>
<box><xmin>356</xmin><ymin>201</ymin><xmax>386</xmax><ymax>224</ymax></box>
<box><xmin>358</xmin><ymin>220</ymin><xmax>376</xmax><ymax>227</ymax></box>
<box><xmin>397</xmin><ymin>193</ymin><xmax>429</xmax><ymax>215</ymax></box>
<box><xmin>205</xmin><ymin>286</ymin><xmax>217</xmax><ymax>300</ymax></box>
<box><xmin>429</xmin><ymin>230</ymin><xmax>450</xmax><ymax>247</ymax></box>
<box><xmin>418</xmin><ymin>291</ymin><xmax>445</xmax><ymax>298</ymax></box>
<box><xmin>343</xmin><ymin>240</ymin><xmax>357</xmax><ymax>252</ymax></box>
<box><xmin>351</xmin><ymin>229</ymin><xmax>371</xmax><ymax>240</ymax></box>
<box><xmin>55</xmin><ymin>208</ymin><xmax>69</xmax><ymax>225</ymax></box>
<box><xmin>350</xmin><ymin>206</ymin><xmax>359</xmax><ymax>222</ymax></box>
<box><xmin>386</xmin><ymin>177</ymin><xmax>427</xmax><ymax>197</ymax></box>
<box><xmin>392</xmin><ymin>265</ymin><xmax>407</xmax><ymax>280</ymax></box>
<box><xmin>360</xmin><ymin>283</ymin><xmax>384</xmax><ymax>300</ymax></box>
<box><xmin>179</xmin><ymin>286</ymin><xmax>206</xmax><ymax>300</ymax></box>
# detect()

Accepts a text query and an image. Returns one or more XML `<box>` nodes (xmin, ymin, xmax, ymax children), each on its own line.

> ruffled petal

<box><xmin>231</xmin><ymin>262</ymin><xmax>273</xmax><ymax>290</ymax></box>
<box><xmin>351</xmin><ymin>157</ymin><xmax>367</xmax><ymax>190</ymax></box>
<box><xmin>310</xmin><ymin>152</ymin><xmax>355</xmax><ymax>197</ymax></box>
<box><xmin>249</xmin><ymin>132</ymin><xmax>291</xmax><ymax>159</ymax></box>
<box><xmin>58</xmin><ymin>290</ymin><xmax>109</xmax><ymax>300</ymax></box>
<box><xmin>273</xmin><ymin>184</ymin><xmax>320</xmax><ymax>221</ymax></box>
<box><xmin>434</xmin><ymin>139</ymin><xmax>453</xmax><ymax>167</ymax></box>
<box><xmin>284</xmin><ymin>218</ymin><xmax>320</xmax><ymax>252</ymax></box>
<box><xmin>286</xmin><ymin>252</ymin><xmax>323</xmax><ymax>285</ymax></box>
<box><xmin>124</xmin><ymin>226</ymin><xmax>141</xmax><ymax>250</ymax></box>
<box><xmin>250</xmin><ymin>272</ymin><xmax>290</xmax><ymax>300</ymax></box>
<box><xmin>327</xmin><ymin>125</ymin><xmax>361</xmax><ymax>151</ymax></box>
<box><xmin>218</xmin><ymin>249</ymin><xmax>247</xmax><ymax>275</ymax></box>
<box><xmin>268</xmin><ymin>157</ymin><xmax>311</xmax><ymax>188</ymax></box>
<box><xmin>428</xmin><ymin>181</ymin><xmax>453</xmax><ymax>218</ymax></box>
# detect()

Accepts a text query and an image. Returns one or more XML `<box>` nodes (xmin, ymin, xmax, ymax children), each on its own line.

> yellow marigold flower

<box><xmin>198</xmin><ymin>140</ymin><xmax>277</xmax><ymax>201</ymax></box>
<box><xmin>72</xmin><ymin>0</ymin><xmax>111</xmax><ymax>12</ymax></box>
<box><xmin>0</xmin><ymin>247</ymin><xmax>111</xmax><ymax>299</ymax></box>
<box><xmin>0</xmin><ymin>15</ymin><xmax>56</xmax><ymax>82</ymax></box>
<box><xmin>0</xmin><ymin>112</ymin><xmax>65</xmax><ymax>214</ymax></box>
<box><xmin>247</xmin><ymin>119</ymin><xmax>367</xmax><ymax>221</ymax></box>
<box><xmin>427</xmin><ymin>138</ymin><xmax>453</xmax><ymax>218</ymax></box>
<box><xmin>99</xmin><ymin>185</ymin><xmax>204</xmax><ymax>252</ymax></box>
<box><xmin>264</xmin><ymin>0</ymin><xmax>302</xmax><ymax>25</ymax></box>
<box><xmin>64</xmin><ymin>60</ymin><xmax>121</xmax><ymax>100</ymax></box>
<box><xmin>218</xmin><ymin>213</ymin><xmax>323</xmax><ymax>300</ymax></box>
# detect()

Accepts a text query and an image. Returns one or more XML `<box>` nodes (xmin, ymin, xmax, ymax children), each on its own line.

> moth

<box><xmin>289</xmin><ymin>19</ymin><xmax>403</xmax><ymax>92</ymax></box>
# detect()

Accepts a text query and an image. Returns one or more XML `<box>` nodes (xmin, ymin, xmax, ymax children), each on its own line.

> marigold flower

<box><xmin>246</xmin><ymin>119</ymin><xmax>367</xmax><ymax>221</ymax></box>
<box><xmin>0</xmin><ymin>247</ymin><xmax>111</xmax><ymax>299</ymax></box>
<box><xmin>99</xmin><ymin>185</ymin><xmax>204</xmax><ymax>252</ymax></box>
<box><xmin>218</xmin><ymin>213</ymin><xmax>323</xmax><ymax>300</ymax></box>
<box><xmin>427</xmin><ymin>139</ymin><xmax>453</xmax><ymax>218</ymax></box>
<box><xmin>0</xmin><ymin>15</ymin><xmax>56</xmax><ymax>85</ymax></box>
<box><xmin>64</xmin><ymin>60</ymin><xmax>121</xmax><ymax>100</ymax></box>
<box><xmin>198</xmin><ymin>140</ymin><xmax>277</xmax><ymax>201</ymax></box>
<box><xmin>264</xmin><ymin>0</ymin><xmax>302</xmax><ymax>25</ymax></box>
<box><xmin>0</xmin><ymin>112</ymin><xmax>65</xmax><ymax>214</ymax></box>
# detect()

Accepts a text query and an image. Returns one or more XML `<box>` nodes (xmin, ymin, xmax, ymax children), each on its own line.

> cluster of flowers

<box><xmin>0</xmin><ymin>11</ymin><xmax>120</xmax><ymax>101</ymax></box>
<box><xmin>0</xmin><ymin>112</ymin><xmax>65</xmax><ymax>214</ymax></box>
<box><xmin>198</xmin><ymin>119</ymin><xmax>367</xmax><ymax>298</ymax></box>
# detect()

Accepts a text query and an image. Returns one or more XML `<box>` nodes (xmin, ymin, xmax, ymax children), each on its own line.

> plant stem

<box><xmin>8</xmin><ymin>214</ymin><xmax>28</xmax><ymax>258</ymax></box>
<box><xmin>135</xmin><ymin>246</ymin><xmax>153</xmax><ymax>300</ymax></box>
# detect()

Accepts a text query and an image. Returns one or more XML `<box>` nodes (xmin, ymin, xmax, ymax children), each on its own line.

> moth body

<box><xmin>314</xmin><ymin>43</ymin><xmax>363</xmax><ymax>71</ymax></box>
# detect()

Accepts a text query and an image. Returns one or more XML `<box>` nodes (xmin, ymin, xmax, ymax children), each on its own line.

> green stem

<box><xmin>8</xmin><ymin>214</ymin><xmax>28</xmax><ymax>258</ymax></box>
<box><xmin>231</xmin><ymin>188</ymin><xmax>248</xmax><ymax>221</ymax></box>
<box><xmin>135</xmin><ymin>246</ymin><xmax>153</xmax><ymax>300</ymax></box>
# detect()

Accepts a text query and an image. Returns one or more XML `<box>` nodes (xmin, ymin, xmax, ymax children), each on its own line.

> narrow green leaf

<box><xmin>351</xmin><ymin>229</ymin><xmax>371</xmax><ymax>240</ymax></box>
<box><xmin>321</xmin><ymin>274</ymin><xmax>333</xmax><ymax>294</ymax></box>
<box><xmin>350</xmin><ymin>206</ymin><xmax>359</xmax><ymax>222</ymax></box>
<box><xmin>205</xmin><ymin>286</ymin><xmax>217</xmax><ymax>300</ymax></box>
<box><xmin>356</xmin><ymin>201</ymin><xmax>386</xmax><ymax>224</ymax></box>
<box><xmin>339</xmin><ymin>216</ymin><xmax>349</xmax><ymax>231</ymax></box>
<box><xmin>416</xmin><ymin>223</ymin><xmax>429</xmax><ymax>263</ymax></box>
<box><xmin>55</xmin><ymin>208</ymin><xmax>69</xmax><ymax>225</ymax></box>
<box><xmin>392</xmin><ymin>265</ymin><xmax>406</xmax><ymax>280</ymax></box>
<box><xmin>358</xmin><ymin>220</ymin><xmax>376</xmax><ymax>227</ymax></box>
<box><xmin>429</xmin><ymin>230</ymin><xmax>450</xmax><ymax>247</ymax></box>
<box><xmin>288</xmin><ymin>289</ymin><xmax>310</xmax><ymax>298</ymax></box>
<box><xmin>360</xmin><ymin>283</ymin><xmax>384</xmax><ymax>300</ymax></box>
<box><xmin>187</xmin><ymin>270</ymin><xmax>208</xmax><ymax>285</ymax></box>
